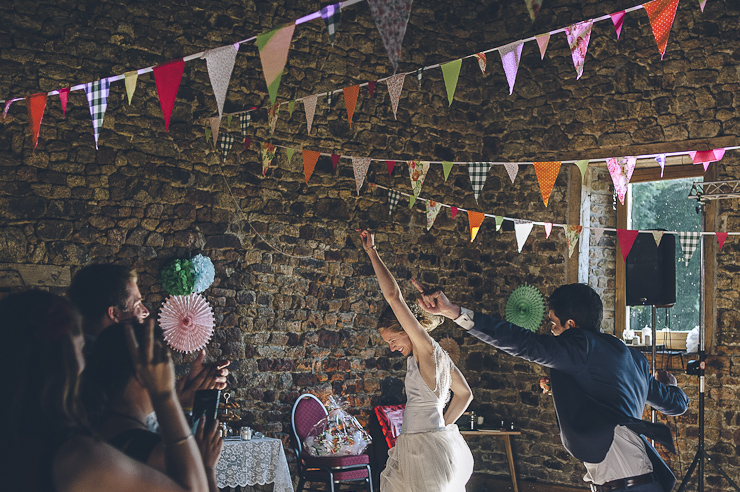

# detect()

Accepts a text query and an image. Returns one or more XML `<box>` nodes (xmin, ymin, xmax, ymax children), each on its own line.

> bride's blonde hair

<box><xmin>377</xmin><ymin>303</ymin><xmax>443</xmax><ymax>334</ymax></box>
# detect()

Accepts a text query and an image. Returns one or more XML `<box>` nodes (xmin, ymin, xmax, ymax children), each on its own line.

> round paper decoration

<box><xmin>191</xmin><ymin>254</ymin><xmax>215</xmax><ymax>293</ymax></box>
<box><xmin>160</xmin><ymin>258</ymin><xmax>195</xmax><ymax>296</ymax></box>
<box><xmin>438</xmin><ymin>337</ymin><xmax>461</xmax><ymax>365</ymax></box>
<box><xmin>158</xmin><ymin>293</ymin><xmax>215</xmax><ymax>353</ymax></box>
<box><xmin>505</xmin><ymin>284</ymin><xmax>546</xmax><ymax>333</ymax></box>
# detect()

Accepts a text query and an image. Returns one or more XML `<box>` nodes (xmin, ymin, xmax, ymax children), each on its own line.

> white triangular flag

<box><xmin>652</xmin><ymin>230</ymin><xmax>664</xmax><ymax>247</ymax></box>
<box><xmin>204</xmin><ymin>44</ymin><xmax>239</xmax><ymax>118</ymax></box>
<box><xmin>514</xmin><ymin>220</ymin><xmax>534</xmax><ymax>253</ymax></box>
<box><xmin>499</xmin><ymin>41</ymin><xmax>524</xmax><ymax>95</ymax></box>
<box><xmin>303</xmin><ymin>94</ymin><xmax>318</xmax><ymax>133</ymax></box>
<box><xmin>504</xmin><ymin>162</ymin><xmax>519</xmax><ymax>183</ymax></box>
<box><xmin>352</xmin><ymin>156</ymin><xmax>372</xmax><ymax>195</ymax></box>
<box><xmin>592</xmin><ymin>227</ymin><xmax>604</xmax><ymax>245</ymax></box>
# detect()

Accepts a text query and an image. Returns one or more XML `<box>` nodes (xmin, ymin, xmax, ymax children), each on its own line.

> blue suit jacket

<box><xmin>469</xmin><ymin>313</ymin><xmax>689</xmax><ymax>491</ymax></box>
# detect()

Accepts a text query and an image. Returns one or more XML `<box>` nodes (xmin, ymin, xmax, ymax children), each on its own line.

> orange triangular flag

<box><xmin>533</xmin><ymin>161</ymin><xmax>561</xmax><ymax>206</ymax></box>
<box><xmin>617</xmin><ymin>229</ymin><xmax>640</xmax><ymax>262</ymax></box>
<box><xmin>343</xmin><ymin>85</ymin><xmax>360</xmax><ymax>126</ymax></box>
<box><xmin>467</xmin><ymin>211</ymin><xmax>485</xmax><ymax>242</ymax></box>
<box><xmin>643</xmin><ymin>0</ymin><xmax>680</xmax><ymax>60</ymax></box>
<box><xmin>303</xmin><ymin>149</ymin><xmax>321</xmax><ymax>184</ymax></box>
<box><xmin>26</xmin><ymin>92</ymin><xmax>47</xmax><ymax>150</ymax></box>
<box><xmin>716</xmin><ymin>232</ymin><xmax>728</xmax><ymax>250</ymax></box>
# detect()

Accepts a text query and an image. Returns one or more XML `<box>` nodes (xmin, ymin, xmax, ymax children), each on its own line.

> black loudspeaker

<box><xmin>626</xmin><ymin>231</ymin><xmax>676</xmax><ymax>306</ymax></box>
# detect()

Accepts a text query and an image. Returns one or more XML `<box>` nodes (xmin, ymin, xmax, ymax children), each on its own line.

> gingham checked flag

<box><xmin>321</xmin><ymin>3</ymin><xmax>341</xmax><ymax>45</ymax></box>
<box><xmin>219</xmin><ymin>133</ymin><xmax>235</xmax><ymax>162</ymax></box>
<box><xmin>388</xmin><ymin>189</ymin><xmax>402</xmax><ymax>215</ymax></box>
<box><xmin>239</xmin><ymin>113</ymin><xmax>250</xmax><ymax>137</ymax></box>
<box><xmin>467</xmin><ymin>162</ymin><xmax>492</xmax><ymax>203</ymax></box>
<box><xmin>84</xmin><ymin>78</ymin><xmax>111</xmax><ymax>149</ymax></box>
<box><xmin>678</xmin><ymin>232</ymin><xmax>701</xmax><ymax>266</ymax></box>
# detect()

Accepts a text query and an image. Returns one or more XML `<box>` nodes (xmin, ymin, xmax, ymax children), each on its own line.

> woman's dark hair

<box><xmin>548</xmin><ymin>283</ymin><xmax>603</xmax><ymax>333</ymax></box>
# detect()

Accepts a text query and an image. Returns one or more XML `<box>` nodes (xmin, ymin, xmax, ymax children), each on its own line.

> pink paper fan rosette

<box><xmin>158</xmin><ymin>293</ymin><xmax>215</xmax><ymax>353</ymax></box>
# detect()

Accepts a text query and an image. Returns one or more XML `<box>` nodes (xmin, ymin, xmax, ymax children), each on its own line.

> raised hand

<box><xmin>410</xmin><ymin>278</ymin><xmax>461</xmax><ymax>319</ymax></box>
<box><xmin>357</xmin><ymin>228</ymin><xmax>376</xmax><ymax>252</ymax></box>
<box><xmin>177</xmin><ymin>350</ymin><xmax>231</xmax><ymax>409</ymax></box>
<box><xmin>125</xmin><ymin>318</ymin><xmax>175</xmax><ymax>399</ymax></box>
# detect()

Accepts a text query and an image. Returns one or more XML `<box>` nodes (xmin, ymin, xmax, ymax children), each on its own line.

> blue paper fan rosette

<box><xmin>505</xmin><ymin>284</ymin><xmax>546</xmax><ymax>332</ymax></box>
<box><xmin>192</xmin><ymin>254</ymin><xmax>215</xmax><ymax>293</ymax></box>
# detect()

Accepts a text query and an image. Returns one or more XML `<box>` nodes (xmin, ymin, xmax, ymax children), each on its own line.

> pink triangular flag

<box><xmin>606</xmin><ymin>156</ymin><xmax>637</xmax><ymax>205</ymax></box>
<box><xmin>209</xmin><ymin>117</ymin><xmax>221</xmax><ymax>148</ymax></box>
<box><xmin>387</xmin><ymin>73</ymin><xmax>405</xmax><ymax>119</ymax></box>
<box><xmin>610</xmin><ymin>11</ymin><xmax>625</xmax><ymax>39</ymax></box>
<box><xmin>544</xmin><ymin>222</ymin><xmax>553</xmax><ymax>238</ymax></box>
<box><xmin>331</xmin><ymin>153</ymin><xmax>341</xmax><ymax>170</ymax></box>
<box><xmin>643</xmin><ymin>0</ymin><xmax>680</xmax><ymax>60</ymax></box>
<box><xmin>450</xmin><ymin>206</ymin><xmax>458</xmax><ymax>219</ymax></box>
<box><xmin>652</xmin><ymin>230</ymin><xmax>664</xmax><ymax>247</ymax></box>
<box><xmin>565</xmin><ymin>20</ymin><xmax>593</xmax><ymax>80</ymax></box>
<box><xmin>499</xmin><ymin>41</ymin><xmax>524</xmax><ymax>95</ymax></box>
<box><xmin>303</xmin><ymin>94</ymin><xmax>317</xmax><ymax>133</ymax></box>
<box><xmin>716</xmin><ymin>232</ymin><xmax>728</xmax><ymax>249</ymax></box>
<box><xmin>204</xmin><ymin>44</ymin><xmax>239</xmax><ymax>118</ymax></box>
<box><xmin>368</xmin><ymin>80</ymin><xmax>377</xmax><ymax>98</ymax></box>
<box><xmin>352</xmin><ymin>156</ymin><xmax>372</xmax><ymax>194</ymax></box>
<box><xmin>535</xmin><ymin>34</ymin><xmax>550</xmax><ymax>60</ymax></box>
<box><xmin>592</xmin><ymin>227</ymin><xmax>605</xmax><ymax>245</ymax></box>
<box><xmin>386</xmin><ymin>160</ymin><xmax>396</xmax><ymax>175</ymax></box>
<box><xmin>26</xmin><ymin>93</ymin><xmax>47</xmax><ymax>150</ymax></box>
<box><xmin>58</xmin><ymin>88</ymin><xmax>70</xmax><ymax>118</ymax></box>
<box><xmin>153</xmin><ymin>58</ymin><xmax>185</xmax><ymax>132</ymax></box>
<box><xmin>504</xmin><ymin>163</ymin><xmax>518</xmax><ymax>184</ymax></box>
<box><xmin>655</xmin><ymin>154</ymin><xmax>666</xmax><ymax>177</ymax></box>
<box><xmin>699</xmin><ymin>0</ymin><xmax>707</xmax><ymax>11</ymax></box>
<box><xmin>689</xmin><ymin>149</ymin><xmax>725</xmax><ymax>171</ymax></box>
<box><xmin>617</xmin><ymin>229</ymin><xmax>640</xmax><ymax>262</ymax></box>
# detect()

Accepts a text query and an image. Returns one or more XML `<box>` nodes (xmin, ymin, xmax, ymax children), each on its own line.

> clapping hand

<box><xmin>125</xmin><ymin>317</ymin><xmax>175</xmax><ymax>399</ymax></box>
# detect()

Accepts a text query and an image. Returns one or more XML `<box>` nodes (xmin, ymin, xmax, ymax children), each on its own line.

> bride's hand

<box><xmin>357</xmin><ymin>228</ymin><xmax>376</xmax><ymax>253</ymax></box>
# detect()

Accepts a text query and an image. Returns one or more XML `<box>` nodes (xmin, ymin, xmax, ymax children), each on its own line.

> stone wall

<box><xmin>3</xmin><ymin>0</ymin><xmax>740</xmax><ymax>490</ymax></box>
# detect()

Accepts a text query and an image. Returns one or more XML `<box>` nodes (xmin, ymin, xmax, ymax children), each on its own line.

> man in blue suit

<box><xmin>412</xmin><ymin>280</ymin><xmax>688</xmax><ymax>492</ymax></box>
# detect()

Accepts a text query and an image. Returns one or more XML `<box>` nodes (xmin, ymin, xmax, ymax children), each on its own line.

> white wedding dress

<box><xmin>381</xmin><ymin>340</ymin><xmax>474</xmax><ymax>491</ymax></box>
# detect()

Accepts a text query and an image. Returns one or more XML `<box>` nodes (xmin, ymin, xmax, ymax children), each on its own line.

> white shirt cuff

<box><xmin>453</xmin><ymin>307</ymin><xmax>475</xmax><ymax>330</ymax></box>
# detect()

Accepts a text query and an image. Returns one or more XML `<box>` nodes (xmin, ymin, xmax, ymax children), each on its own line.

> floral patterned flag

<box><xmin>426</xmin><ymin>200</ymin><xmax>443</xmax><ymax>230</ymax></box>
<box><xmin>499</xmin><ymin>41</ymin><xmax>524</xmax><ymax>95</ymax></box>
<box><xmin>606</xmin><ymin>156</ymin><xmax>637</xmax><ymax>205</ymax></box>
<box><xmin>535</xmin><ymin>33</ymin><xmax>550</xmax><ymax>59</ymax></box>
<box><xmin>441</xmin><ymin>59</ymin><xmax>463</xmax><ymax>106</ymax></box>
<box><xmin>260</xmin><ymin>142</ymin><xmax>276</xmax><ymax>176</ymax></box>
<box><xmin>58</xmin><ymin>87</ymin><xmax>70</xmax><ymax>117</ymax></box>
<box><xmin>367</xmin><ymin>0</ymin><xmax>414</xmax><ymax>72</ymax></box>
<box><xmin>303</xmin><ymin>149</ymin><xmax>321</xmax><ymax>183</ymax></box>
<box><xmin>153</xmin><ymin>59</ymin><xmax>185</xmax><ymax>132</ymax></box>
<box><xmin>610</xmin><ymin>11</ymin><xmax>626</xmax><ymax>39</ymax></box>
<box><xmin>219</xmin><ymin>133</ymin><xmax>235</xmax><ymax>163</ymax></box>
<box><xmin>678</xmin><ymin>232</ymin><xmax>701</xmax><ymax>266</ymax></box>
<box><xmin>468</xmin><ymin>162</ymin><xmax>492</xmax><ymax>203</ymax></box>
<box><xmin>84</xmin><ymin>78</ymin><xmax>111</xmax><ymax>149</ymax></box>
<box><xmin>388</xmin><ymin>188</ymin><xmax>402</xmax><ymax>215</ymax></box>
<box><xmin>474</xmin><ymin>53</ymin><xmax>487</xmax><ymax>74</ymax></box>
<box><xmin>652</xmin><ymin>230</ymin><xmax>664</xmax><ymax>247</ymax></box>
<box><xmin>617</xmin><ymin>229</ymin><xmax>640</xmax><ymax>262</ymax></box>
<box><xmin>533</xmin><ymin>161</ymin><xmax>561</xmax><ymax>207</ymax></box>
<box><xmin>209</xmin><ymin>117</ymin><xmax>221</xmax><ymax>148</ymax></box>
<box><xmin>565</xmin><ymin>225</ymin><xmax>583</xmax><ymax>258</ymax></box>
<box><xmin>353</xmin><ymin>156</ymin><xmax>372</xmax><ymax>194</ymax></box>
<box><xmin>544</xmin><ymin>222</ymin><xmax>553</xmax><ymax>238</ymax></box>
<box><xmin>408</xmin><ymin>160</ymin><xmax>430</xmax><ymax>207</ymax></box>
<box><xmin>26</xmin><ymin>92</ymin><xmax>47</xmax><ymax>150</ymax></box>
<box><xmin>303</xmin><ymin>94</ymin><xmax>317</xmax><ymax>133</ymax></box>
<box><xmin>204</xmin><ymin>44</ymin><xmax>239</xmax><ymax>118</ymax></box>
<box><xmin>387</xmin><ymin>73</ymin><xmax>405</xmax><ymax>119</ymax></box>
<box><xmin>643</xmin><ymin>0</ymin><xmax>680</xmax><ymax>60</ymax></box>
<box><xmin>269</xmin><ymin>102</ymin><xmax>280</xmax><ymax>134</ymax></box>
<box><xmin>592</xmin><ymin>227</ymin><xmax>605</xmax><ymax>246</ymax></box>
<box><xmin>717</xmin><ymin>232</ymin><xmax>728</xmax><ymax>250</ymax></box>
<box><xmin>256</xmin><ymin>24</ymin><xmax>296</xmax><ymax>105</ymax></box>
<box><xmin>513</xmin><ymin>219</ymin><xmax>533</xmax><ymax>253</ymax></box>
<box><xmin>565</xmin><ymin>20</ymin><xmax>593</xmax><ymax>80</ymax></box>
<box><xmin>524</xmin><ymin>0</ymin><xmax>544</xmax><ymax>20</ymax></box>
<box><xmin>504</xmin><ymin>162</ymin><xmax>519</xmax><ymax>184</ymax></box>
<box><xmin>468</xmin><ymin>211</ymin><xmax>485</xmax><ymax>242</ymax></box>
<box><xmin>343</xmin><ymin>85</ymin><xmax>360</xmax><ymax>126</ymax></box>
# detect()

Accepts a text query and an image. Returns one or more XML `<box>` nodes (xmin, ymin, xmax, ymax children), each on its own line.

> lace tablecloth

<box><xmin>216</xmin><ymin>437</ymin><xmax>294</xmax><ymax>491</ymax></box>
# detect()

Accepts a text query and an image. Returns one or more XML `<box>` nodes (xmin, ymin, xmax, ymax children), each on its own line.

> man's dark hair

<box><xmin>548</xmin><ymin>283</ymin><xmax>603</xmax><ymax>334</ymax></box>
<box><xmin>67</xmin><ymin>264</ymin><xmax>137</xmax><ymax>334</ymax></box>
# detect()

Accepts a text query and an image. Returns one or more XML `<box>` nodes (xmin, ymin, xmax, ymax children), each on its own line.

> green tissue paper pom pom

<box><xmin>161</xmin><ymin>258</ymin><xmax>195</xmax><ymax>296</ymax></box>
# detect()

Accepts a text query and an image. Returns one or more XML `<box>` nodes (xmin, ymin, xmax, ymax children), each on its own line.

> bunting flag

<box><xmin>302</xmin><ymin>149</ymin><xmax>321</xmax><ymax>183</ymax></box>
<box><xmin>717</xmin><ymin>232</ymin><xmax>728</xmax><ymax>249</ymax></box>
<box><xmin>442</xmin><ymin>161</ymin><xmax>454</xmax><ymax>181</ymax></box>
<box><xmin>689</xmin><ymin>148</ymin><xmax>725</xmax><ymax>171</ymax></box>
<box><xmin>606</xmin><ymin>156</ymin><xmax>637</xmax><ymax>205</ymax></box>
<box><xmin>611</xmin><ymin>11</ymin><xmax>626</xmax><ymax>39</ymax></box>
<box><xmin>3</xmin><ymin>99</ymin><xmax>13</xmax><ymax>120</ymax></box>
<box><xmin>651</xmin><ymin>230</ymin><xmax>664</xmax><ymax>247</ymax></box>
<box><xmin>331</xmin><ymin>153</ymin><xmax>341</xmax><ymax>170</ymax></box>
<box><xmin>58</xmin><ymin>87</ymin><xmax>70</xmax><ymax>117</ymax></box>
<box><xmin>227</xmin><ymin>114</ymin><xmax>233</xmax><ymax>127</ymax></box>
<box><xmin>535</xmin><ymin>33</ymin><xmax>550</xmax><ymax>59</ymax></box>
<box><xmin>592</xmin><ymin>227</ymin><xmax>605</xmax><ymax>245</ymax></box>
<box><xmin>269</xmin><ymin>102</ymin><xmax>280</xmax><ymax>134</ymax></box>
<box><xmin>643</xmin><ymin>0</ymin><xmax>680</xmax><ymax>60</ymax></box>
<box><xmin>303</xmin><ymin>94</ymin><xmax>317</xmax><ymax>133</ymax></box>
<box><xmin>678</xmin><ymin>231</ymin><xmax>701</xmax><ymax>266</ymax></box>
<box><xmin>209</xmin><ymin>117</ymin><xmax>221</xmax><ymax>148</ymax></box>
<box><xmin>474</xmin><ymin>53</ymin><xmax>487</xmax><ymax>74</ymax></box>
<box><xmin>288</xmin><ymin>100</ymin><xmax>295</xmax><ymax>117</ymax></box>
<box><xmin>504</xmin><ymin>162</ymin><xmax>519</xmax><ymax>184</ymax></box>
<box><xmin>468</xmin><ymin>162</ymin><xmax>492</xmax><ymax>203</ymax></box>
<box><xmin>514</xmin><ymin>220</ymin><xmax>534</xmax><ymax>253</ymax></box>
<box><xmin>533</xmin><ymin>161</ymin><xmax>561</xmax><ymax>207</ymax></box>
<box><xmin>388</xmin><ymin>188</ymin><xmax>401</xmax><ymax>215</ymax></box>
<box><xmin>499</xmin><ymin>41</ymin><xmax>524</xmax><ymax>95</ymax></box>
<box><xmin>544</xmin><ymin>222</ymin><xmax>553</xmax><ymax>238</ymax></box>
<box><xmin>25</xmin><ymin>92</ymin><xmax>47</xmax><ymax>150</ymax></box>
<box><xmin>565</xmin><ymin>20</ymin><xmax>593</xmax><ymax>80</ymax></box>
<box><xmin>468</xmin><ymin>211</ymin><xmax>485</xmax><ymax>242</ymax></box>
<box><xmin>124</xmin><ymin>72</ymin><xmax>138</xmax><ymax>105</ymax></box>
<box><xmin>326</xmin><ymin>91</ymin><xmax>334</xmax><ymax>108</ymax></box>
<box><xmin>441</xmin><ymin>59</ymin><xmax>462</xmax><ymax>106</ymax></box>
<box><xmin>84</xmin><ymin>78</ymin><xmax>111</xmax><ymax>149</ymax></box>
<box><xmin>368</xmin><ymin>80</ymin><xmax>377</xmax><ymax>98</ymax></box>
<box><xmin>408</xmin><ymin>160</ymin><xmax>430</xmax><ymax>208</ymax></box>
<box><xmin>450</xmin><ymin>206</ymin><xmax>458</xmax><ymax>219</ymax></box>
<box><xmin>244</xmin><ymin>137</ymin><xmax>251</xmax><ymax>150</ymax></box>
<box><xmin>655</xmin><ymin>154</ymin><xmax>666</xmax><ymax>177</ymax></box>
<box><xmin>256</xmin><ymin>24</ymin><xmax>296</xmax><ymax>105</ymax></box>
<box><xmin>575</xmin><ymin>159</ymin><xmax>590</xmax><ymax>183</ymax></box>
<box><xmin>352</xmin><ymin>156</ymin><xmax>372</xmax><ymax>194</ymax></box>
<box><xmin>416</xmin><ymin>67</ymin><xmax>424</xmax><ymax>85</ymax></box>
<box><xmin>219</xmin><ymin>133</ymin><xmax>235</xmax><ymax>162</ymax></box>
<box><xmin>153</xmin><ymin>59</ymin><xmax>185</xmax><ymax>132</ymax></box>
<box><xmin>565</xmin><ymin>225</ymin><xmax>583</xmax><ymax>257</ymax></box>
<box><xmin>617</xmin><ymin>229</ymin><xmax>640</xmax><ymax>262</ymax></box>
<box><xmin>239</xmin><ymin>113</ymin><xmax>251</xmax><ymax>137</ymax></box>
<box><xmin>321</xmin><ymin>3</ymin><xmax>341</xmax><ymax>45</ymax></box>
<box><xmin>366</xmin><ymin>0</ymin><xmax>414</xmax><ymax>72</ymax></box>
<box><xmin>524</xmin><ymin>0</ymin><xmax>544</xmax><ymax>21</ymax></box>
<box><xmin>287</xmin><ymin>147</ymin><xmax>295</xmax><ymax>164</ymax></box>
<box><xmin>426</xmin><ymin>200</ymin><xmax>443</xmax><ymax>230</ymax></box>
<box><xmin>343</xmin><ymin>85</ymin><xmax>360</xmax><ymax>126</ymax></box>
<box><xmin>204</xmin><ymin>44</ymin><xmax>239</xmax><ymax>118</ymax></box>
<box><xmin>205</xmin><ymin>125</ymin><xmax>211</xmax><ymax>144</ymax></box>
<box><xmin>495</xmin><ymin>215</ymin><xmax>504</xmax><ymax>231</ymax></box>
<box><xmin>699</xmin><ymin>0</ymin><xmax>707</xmax><ymax>11</ymax></box>
<box><xmin>386</xmin><ymin>160</ymin><xmax>396</xmax><ymax>175</ymax></box>
<box><xmin>387</xmin><ymin>73</ymin><xmax>405</xmax><ymax>119</ymax></box>
<box><xmin>260</xmin><ymin>142</ymin><xmax>276</xmax><ymax>175</ymax></box>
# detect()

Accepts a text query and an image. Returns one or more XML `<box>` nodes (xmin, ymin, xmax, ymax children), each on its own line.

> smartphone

<box><xmin>191</xmin><ymin>389</ymin><xmax>221</xmax><ymax>428</ymax></box>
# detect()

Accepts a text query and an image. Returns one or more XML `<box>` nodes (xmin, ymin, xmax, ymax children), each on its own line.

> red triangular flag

<box><xmin>26</xmin><ymin>93</ymin><xmax>47</xmax><ymax>150</ymax></box>
<box><xmin>450</xmin><ymin>206</ymin><xmax>458</xmax><ymax>219</ymax></box>
<box><xmin>386</xmin><ymin>160</ymin><xmax>396</xmax><ymax>175</ymax></box>
<box><xmin>610</xmin><ymin>11</ymin><xmax>626</xmax><ymax>39</ymax></box>
<box><xmin>617</xmin><ymin>229</ymin><xmax>640</xmax><ymax>262</ymax></box>
<box><xmin>244</xmin><ymin>138</ymin><xmax>252</xmax><ymax>150</ymax></box>
<box><xmin>303</xmin><ymin>149</ymin><xmax>321</xmax><ymax>183</ymax></box>
<box><xmin>58</xmin><ymin>88</ymin><xmax>70</xmax><ymax>118</ymax></box>
<box><xmin>368</xmin><ymin>81</ymin><xmax>377</xmax><ymax>98</ymax></box>
<box><xmin>153</xmin><ymin>58</ymin><xmax>185</xmax><ymax>131</ymax></box>
<box><xmin>643</xmin><ymin>0</ymin><xmax>680</xmax><ymax>60</ymax></box>
<box><xmin>331</xmin><ymin>153</ymin><xmax>341</xmax><ymax>170</ymax></box>
<box><xmin>343</xmin><ymin>85</ymin><xmax>360</xmax><ymax>126</ymax></box>
<box><xmin>717</xmin><ymin>232</ymin><xmax>728</xmax><ymax>250</ymax></box>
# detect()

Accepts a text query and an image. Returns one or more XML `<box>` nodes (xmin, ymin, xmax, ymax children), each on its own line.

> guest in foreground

<box><xmin>359</xmin><ymin>229</ymin><xmax>474</xmax><ymax>492</ymax></box>
<box><xmin>414</xmin><ymin>281</ymin><xmax>689</xmax><ymax>492</ymax></box>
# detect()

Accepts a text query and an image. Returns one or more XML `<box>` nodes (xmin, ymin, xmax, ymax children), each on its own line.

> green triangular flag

<box><xmin>409</xmin><ymin>195</ymin><xmax>417</xmax><ymax>208</ymax></box>
<box><xmin>288</xmin><ymin>100</ymin><xmax>295</xmax><ymax>117</ymax></box>
<box><xmin>205</xmin><ymin>126</ymin><xmax>211</xmax><ymax>144</ymax></box>
<box><xmin>441</xmin><ymin>59</ymin><xmax>463</xmax><ymax>106</ymax></box>
<box><xmin>442</xmin><ymin>161</ymin><xmax>454</xmax><ymax>181</ymax></box>
<box><xmin>287</xmin><ymin>147</ymin><xmax>295</xmax><ymax>164</ymax></box>
<box><xmin>575</xmin><ymin>159</ymin><xmax>589</xmax><ymax>183</ymax></box>
<box><xmin>227</xmin><ymin>114</ymin><xmax>233</xmax><ymax>127</ymax></box>
<box><xmin>495</xmin><ymin>215</ymin><xmax>504</xmax><ymax>231</ymax></box>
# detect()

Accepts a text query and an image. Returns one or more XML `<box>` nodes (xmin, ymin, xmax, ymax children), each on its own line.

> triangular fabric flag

<box><xmin>606</xmin><ymin>156</ymin><xmax>637</xmax><ymax>205</ymax></box>
<box><xmin>611</xmin><ymin>11</ymin><xmax>626</xmax><ymax>39</ymax></box>
<box><xmin>495</xmin><ymin>216</ymin><xmax>504</xmax><ymax>231</ymax></box>
<box><xmin>504</xmin><ymin>162</ymin><xmax>519</xmax><ymax>184</ymax></box>
<box><xmin>533</xmin><ymin>161</ymin><xmax>561</xmax><ymax>207</ymax></box>
<box><xmin>689</xmin><ymin>149</ymin><xmax>725</xmax><ymax>171</ymax></box>
<box><xmin>514</xmin><ymin>220</ymin><xmax>534</xmax><ymax>253</ymax></box>
<box><xmin>352</xmin><ymin>156</ymin><xmax>372</xmax><ymax>194</ymax></box>
<box><xmin>524</xmin><ymin>0</ymin><xmax>544</xmax><ymax>21</ymax></box>
<box><xmin>409</xmin><ymin>160</ymin><xmax>431</xmax><ymax>199</ymax></box>
<box><xmin>592</xmin><ymin>227</ymin><xmax>605</xmax><ymax>246</ymax></box>
<box><xmin>219</xmin><ymin>133</ymin><xmax>235</xmax><ymax>162</ymax></box>
<box><xmin>303</xmin><ymin>149</ymin><xmax>321</xmax><ymax>183</ymax></box>
<box><xmin>442</xmin><ymin>161</ymin><xmax>454</xmax><ymax>181</ymax></box>
<box><xmin>643</xmin><ymin>0</ymin><xmax>680</xmax><ymax>60</ymax></box>
<box><xmin>269</xmin><ymin>102</ymin><xmax>280</xmax><ymax>134</ymax></box>
<box><xmin>652</xmin><ymin>230</ymin><xmax>664</xmax><ymax>247</ymax></box>
<box><xmin>416</xmin><ymin>67</ymin><xmax>424</xmax><ymax>85</ymax></box>
<box><xmin>303</xmin><ymin>94</ymin><xmax>317</xmax><ymax>133</ymax></box>
<box><xmin>678</xmin><ymin>232</ymin><xmax>701</xmax><ymax>266</ymax></box>
<box><xmin>565</xmin><ymin>225</ymin><xmax>583</xmax><ymax>257</ymax></box>
<box><xmin>716</xmin><ymin>232</ymin><xmax>728</xmax><ymax>250</ymax></box>
<box><xmin>655</xmin><ymin>154</ymin><xmax>666</xmax><ymax>177</ymax></box>
<box><xmin>409</xmin><ymin>194</ymin><xmax>417</xmax><ymax>209</ymax></box>
<box><xmin>239</xmin><ymin>113</ymin><xmax>251</xmax><ymax>137</ymax></box>
<box><xmin>386</xmin><ymin>160</ymin><xmax>396</xmax><ymax>175</ymax></box>
<box><xmin>450</xmin><ymin>206</ymin><xmax>458</xmax><ymax>219</ymax></box>
<box><xmin>256</xmin><ymin>24</ymin><xmax>296</xmax><ymax>105</ymax></box>
<box><xmin>426</xmin><ymin>201</ymin><xmax>443</xmax><ymax>230</ymax></box>
<box><xmin>3</xmin><ymin>99</ymin><xmax>14</xmax><ymax>120</ymax></box>
<box><xmin>287</xmin><ymin>147</ymin><xmax>295</xmax><ymax>164</ymax></box>
<box><xmin>544</xmin><ymin>222</ymin><xmax>553</xmax><ymax>238</ymax></box>
<box><xmin>153</xmin><ymin>59</ymin><xmax>185</xmax><ymax>132</ymax></box>
<box><xmin>535</xmin><ymin>33</ymin><xmax>550</xmax><ymax>60</ymax></box>
<box><xmin>331</xmin><ymin>154</ymin><xmax>341</xmax><ymax>170</ymax></box>
<box><xmin>205</xmin><ymin>126</ymin><xmax>211</xmax><ymax>143</ymax></box>
<box><xmin>366</xmin><ymin>0</ymin><xmax>414</xmax><ymax>72</ymax></box>
<box><xmin>699</xmin><ymin>0</ymin><xmax>707</xmax><ymax>11</ymax></box>
<box><xmin>124</xmin><ymin>72</ymin><xmax>138</xmax><ymax>105</ymax></box>
<box><xmin>343</xmin><ymin>85</ymin><xmax>360</xmax><ymax>126</ymax></box>
<box><xmin>565</xmin><ymin>20</ymin><xmax>593</xmax><ymax>80</ymax></box>
<box><xmin>467</xmin><ymin>211</ymin><xmax>485</xmax><ymax>242</ymax></box>
<box><xmin>468</xmin><ymin>162</ymin><xmax>492</xmax><ymax>203</ymax></box>
<box><xmin>288</xmin><ymin>100</ymin><xmax>295</xmax><ymax>117</ymax></box>
<box><xmin>326</xmin><ymin>91</ymin><xmax>334</xmax><ymax>108</ymax></box>
<box><xmin>26</xmin><ymin>92</ymin><xmax>47</xmax><ymax>150</ymax></box>
<box><xmin>368</xmin><ymin>80</ymin><xmax>377</xmax><ymax>98</ymax></box>
<box><xmin>209</xmin><ymin>117</ymin><xmax>221</xmax><ymax>148</ymax></box>
<box><xmin>387</xmin><ymin>73</ymin><xmax>405</xmax><ymax>119</ymax></box>
<box><xmin>575</xmin><ymin>159</ymin><xmax>589</xmax><ymax>183</ymax></box>
<box><xmin>58</xmin><ymin>87</ymin><xmax>70</xmax><ymax>117</ymax></box>
<box><xmin>388</xmin><ymin>189</ymin><xmax>402</xmax><ymax>215</ymax></box>
<box><xmin>227</xmin><ymin>114</ymin><xmax>233</xmax><ymax>127</ymax></box>
<box><xmin>204</xmin><ymin>44</ymin><xmax>239</xmax><ymax>118</ymax></box>
<box><xmin>474</xmin><ymin>53</ymin><xmax>487</xmax><ymax>74</ymax></box>
<box><xmin>321</xmin><ymin>3</ymin><xmax>341</xmax><ymax>45</ymax></box>
<box><xmin>84</xmin><ymin>78</ymin><xmax>111</xmax><ymax>150</ymax></box>
<box><xmin>260</xmin><ymin>143</ymin><xmax>276</xmax><ymax>176</ymax></box>
<box><xmin>617</xmin><ymin>229</ymin><xmax>640</xmax><ymax>262</ymax></box>
<box><xmin>244</xmin><ymin>138</ymin><xmax>251</xmax><ymax>150</ymax></box>
<box><xmin>499</xmin><ymin>42</ymin><xmax>524</xmax><ymax>95</ymax></box>
<box><xmin>441</xmin><ymin>59</ymin><xmax>463</xmax><ymax>106</ymax></box>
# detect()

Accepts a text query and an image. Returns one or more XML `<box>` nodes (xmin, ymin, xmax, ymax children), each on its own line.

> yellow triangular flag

<box><xmin>124</xmin><ymin>71</ymin><xmax>138</xmax><ymax>105</ymax></box>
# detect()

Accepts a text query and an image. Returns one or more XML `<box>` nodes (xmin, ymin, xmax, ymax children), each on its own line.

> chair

<box><xmin>291</xmin><ymin>394</ymin><xmax>373</xmax><ymax>492</ymax></box>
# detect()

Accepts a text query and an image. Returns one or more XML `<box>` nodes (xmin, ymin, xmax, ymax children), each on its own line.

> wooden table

<box><xmin>461</xmin><ymin>429</ymin><xmax>521</xmax><ymax>492</ymax></box>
